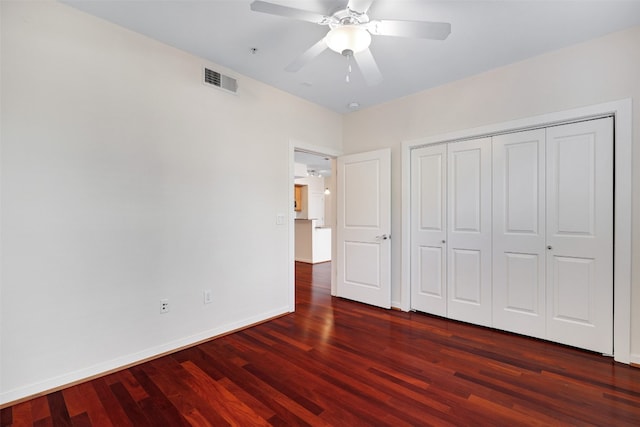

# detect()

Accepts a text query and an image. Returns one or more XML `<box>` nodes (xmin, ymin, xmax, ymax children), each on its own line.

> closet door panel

<box><xmin>546</xmin><ymin>118</ymin><xmax>613</xmax><ymax>354</ymax></box>
<box><xmin>492</xmin><ymin>130</ymin><xmax>546</xmax><ymax>338</ymax></box>
<box><xmin>447</xmin><ymin>138</ymin><xmax>492</xmax><ymax>327</ymax></box>
<box><xmin>410</xmin><ymin>144</ymin><xmax>447</xmax><ymax>315</ymax></box>
<box><xmin>451</xmin><ymin>248</ymin><xmax>481</xmax><ymax>303</ymax></box>
<box><xmin>451</xmin><ymin>149</ymin><xmax>481</xmax><ymax>232</ymax></box>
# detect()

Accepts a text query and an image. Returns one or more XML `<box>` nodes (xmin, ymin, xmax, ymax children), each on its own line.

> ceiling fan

<box><xmin>249</xmin><ymin>0</ymin><xmax>451</xmax><ymax>86</ymax></box>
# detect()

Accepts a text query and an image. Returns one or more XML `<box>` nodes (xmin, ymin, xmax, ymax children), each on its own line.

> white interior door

<box><xmin>546</xmin><ymin>118</ymin><xmax>613</xmax><ymax>354</ymax></box>
<box><xmin>447</xmin><ymin>138</ymin><xmax>492</xmax><ymax>327</ymax></box>
<box><xmin>492</xmin><ymin>129</ymin><xmax>546</xmax><ymax>338</ymax></box>
<box><xmin>336</xmin><ymin>149</ymin><xmax>391</xmax><ymax>309</ymax></box>
<box><xmin>410</xmin><ymin>144</ymin><xmax>447</xmax><ymax>316</ymax></box>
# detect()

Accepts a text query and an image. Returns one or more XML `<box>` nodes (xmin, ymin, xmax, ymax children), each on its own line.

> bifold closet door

<box><xmin>447</xmin><ymin>138</ymin><xmax>492</xmax><ymax>327</ymax></box>
<box><xmin>410</xmin><ymin>144</ymin><xmax>447</xmax><ymax>316</ymax></box>
<box><xmin>492</xmin><ymin>129</ymin><xmax>546</xmax><ymax>339</ymax></box>
<box><xmin>546</xmin><ymin>118</ymin><xmax>613</xmax><ymax>354</ymax></box>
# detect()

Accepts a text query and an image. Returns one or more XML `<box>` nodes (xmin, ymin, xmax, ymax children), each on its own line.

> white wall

<box><xmin>0</xmin><ymin>0</ymin><xmax>342</xmax><ymax>404</ymax></box>
<box><xmin>343</xmin><ymin>26</ymin><xmax>640</xmax><ymax>357</ymax></box>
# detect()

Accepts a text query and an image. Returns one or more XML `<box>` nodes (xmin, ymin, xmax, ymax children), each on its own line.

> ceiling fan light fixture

<box><xmin>325</xmin><ymin>25</ymin><xmax>371</xmax><ymax>55</ymax></box>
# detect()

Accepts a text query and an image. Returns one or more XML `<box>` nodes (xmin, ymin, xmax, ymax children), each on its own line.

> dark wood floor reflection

<box><xmin>2</xmin><ymin>261</ymin><xmax>640</xmax><ymax>426</ymax></box>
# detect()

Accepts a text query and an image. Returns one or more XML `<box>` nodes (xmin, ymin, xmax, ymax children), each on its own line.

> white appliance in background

<box><xmin>295</xmin><ymin>219</ymin><xmax>331</xmax><ymax>264</ymax></box>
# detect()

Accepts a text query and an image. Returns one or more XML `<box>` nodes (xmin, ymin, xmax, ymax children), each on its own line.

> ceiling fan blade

<box><xmin>353</xmin><ymin>49</ymin><xmax>383</xmax><ymax>86</ymax></box>
<box><xmin>250</xmin><ymin>1</ymin><xmax>327</xmax><ymax>24</ymax></box>
<box><xmin>285</xmin><ymin>38</ymin><xmax>328</xmax><ymax>72</ymax></box>
<box><xmin>370</xmin><ymin>20</ymin><xmax>451</xmax><ymax>40</ymax></box>
<box><xmin>347</xmin><ymin>0</ymin><xmax>375</xmax><ymax>14</ymax></box>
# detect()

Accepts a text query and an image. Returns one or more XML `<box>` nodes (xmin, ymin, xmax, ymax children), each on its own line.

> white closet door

<box><xmin>492</xmin><ymin>129</ymin><xmax>546</xmax><ymax>338</ymax></box>
<box><xmin>546</xmin><ymin>118</ymin><xmax>613</xmax><ymax>354</ymax></box>
<box><xmin>410</xmin><ymin>144</ymin><xmax>447</xmax><ymax>316</ymax></box>
<box><xmin>447</xmin><ymin>138</ymin><xmax>492</xmax><ymax>327</ymax></box>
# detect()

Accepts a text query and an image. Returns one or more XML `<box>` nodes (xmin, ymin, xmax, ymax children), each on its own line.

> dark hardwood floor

<box><xmin>2</xmin><ymin>261</ymin><xmax>640</xmax><ymax>426</ymax></box>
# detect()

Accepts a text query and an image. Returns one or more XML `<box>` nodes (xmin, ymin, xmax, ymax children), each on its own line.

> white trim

<box><xmin>401</xmin><ymin>99</ymin><xmax>632</xmax><ymax>364</ymax></box>
<box><xmin>400</xmin><ymin>143</ymin><xmax>411</xmax><ymax>312</ymax></box>
<box><xmin>612</xmin><ymin>99</ymin><xmax>633</xmax><ymax>364</ymax></box>
<box><xmin>288</xmin><ymin>140</ymin><xmax>342</xmax><ymax>302</ymax></box>
<box><xmin>631</xmin><ymin>354</ymin><xmax>640</xmax><ymax>366</ymax></box>
<box><xmin>288</xmin><ymin>144</ymin><xmax>296</xmax><ymax>312</ymax></box>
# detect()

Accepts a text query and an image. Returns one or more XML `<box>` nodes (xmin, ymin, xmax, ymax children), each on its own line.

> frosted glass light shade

<box><xmin>325</xmin><ymin>26</ymin><xmax>371</xmax><ymax>54</ymax></box>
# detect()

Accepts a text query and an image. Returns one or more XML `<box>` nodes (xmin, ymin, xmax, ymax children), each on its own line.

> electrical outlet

<box><xmin>203</xmin><ymin>290</ymin><xmax>213</xmax><ymax>304</ymax></box>
<box><xmin>160</xmin><ymin>299</ymin><xmax>169</xmax><ymax>313</ymax></box>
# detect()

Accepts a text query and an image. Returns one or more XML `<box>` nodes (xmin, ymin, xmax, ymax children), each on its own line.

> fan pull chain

<box><xmin>345</xmin><ymin>52</ymin><xmax>353</xmax><ymax>84</ymax></box>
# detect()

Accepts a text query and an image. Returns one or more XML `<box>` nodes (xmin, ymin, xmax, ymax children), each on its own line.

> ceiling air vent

<box><xmin>203</xmin><ymin>67</ymin><xmax>238</xmax><ymax>94</ymax></box>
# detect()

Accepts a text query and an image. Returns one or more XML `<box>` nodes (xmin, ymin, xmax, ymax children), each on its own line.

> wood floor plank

<box><xmin>171</xmin><ymin>347</ymin><xmax>226</xmax><ymax>381</ymax></box>
<box><xmin>69</xmin><ymin>412</ymin><xmax>91</xmax><ymax>427</ymax></box>
<box><xmin>31</xmin><ymin>418</ymin><xmax>52</xmax><ymax>427</ymax></box>
<box><xmin>62</xmin><ymin>381</ymin><xmax>113</xmax><ymax>427</ymax></box>
<box><xmin>0</xmin><ymin>407</ymin><xmax>11</xmax><ymax>427</ymax></box>
<box><xmin>466</xmin><ymin>394</ymin><xmax>560</xmax><ymax>427</ymax></box>
<box><xmin>243</xmin><ymin>338</ymin><xmax>451</xmax><ymax>426</ymax></box>
<box><xmin>108</xmin><ymin>382</ymin><xmax>150</xmax><ymax>427</ymax></box>
<box><xmin>129</xmin><ymin>365</ymin><xmax>190</xmax><ymax>427</ymax></box>
<box><xmin>28</xmin><ymin>397</ymin><xmax>50</xmax><ymax>423</ymax></box>
<box><xmin>61</xmin><ymin>385</ymin><xmax>88</xmax><ymax>418</ymax></box>
<box><xmin>144</xmin><ymin>356</ymin><xmax>232</xmax><ymax>427</ymax></box>
<box><xmin>45</xmin><ymin>392</ymin><xmax>71</xmax><ymax>427</ymax></box>
<box><xmin>132</xmin><ymin>363</ymin><xmax>216</xmax><ymax>426</ymax></box>
<box><xmin>180</xmin><ymin>360</ymin><xmax>271</xmax><ymax>426</ymax></box>
<box><xmin>216</xmin><ymin>377</ymin><xmax>277</xmax><ymax>422</ymax></box>
<box><xmin>4</xmin><ymin>261</ymin><xmax>640</xmax><ymax>426</ymax></box>
<box><xmin>90</xmin><ymin>378</ymin><xmax>133</xmax><ymax>427</ymax></box>
<box><xmin>7</xmin><ymin>402</ymin><xmax>32</xmax><ymax>427</ymax></box>
<box><xmin>111</xmin><ymin>369</ymin><xmax>149</xmax><ymax>403</ymax></box>
<box><xmin>196</xmin><ymin>343</ymin><xmax>329</xmax><ymax>426</ymax></box>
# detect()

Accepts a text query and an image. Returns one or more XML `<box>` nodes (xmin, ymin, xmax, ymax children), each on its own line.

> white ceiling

<box><xmin>62</xmin><ymin>0</ymin><xmax>640</xmax><ymax>114</ymax></box>
<box><xmin>294</xmin><ymin>151</ymin><xmax>332</xmax><ymax>176</ymax></box>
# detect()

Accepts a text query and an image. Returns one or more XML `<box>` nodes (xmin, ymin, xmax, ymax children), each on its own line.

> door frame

<box><xmin>401</xmin><ymin>99</ymin><xmax>632</xmax><ymax>364</ymax></box>
<box><xmin>288</xmin><ymin>140</ymin><xmax>341</xmax><ymax>311</ymax></box>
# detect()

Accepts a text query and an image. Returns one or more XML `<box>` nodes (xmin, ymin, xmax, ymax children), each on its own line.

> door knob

<box><xmin>442</xmin><ymin>240</ymin><xmax>446</xmax><ymax>244</ymax></box>
<box><xmin>376</xmin><ymin>234</ymin><xmax>390</xmax><ymax>241</ymax></box>
<box><xmin>547</xmin><ymin>245</ymin><xmax>552</xmax><ymax>250</ymax></box>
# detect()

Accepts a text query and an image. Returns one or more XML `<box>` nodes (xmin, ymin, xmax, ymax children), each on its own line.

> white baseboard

<box><xmin>630</xmin><ymin>353</ymin><xmax>640</xmax><ymax>367</ymax></box>
<box><xmin>0</xmin><ymin>306</ymin><xmax>290</xmax><ymax>406</ymax></box>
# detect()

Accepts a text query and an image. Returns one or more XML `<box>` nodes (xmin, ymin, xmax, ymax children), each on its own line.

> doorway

<box><xmin>289</xmin><ymin>144</ymin><xmax>393</xmax><ymax>312</ymax></box>
<box><xmin>293</xmin><ymin>150</ymin><xmax>335</xmax><ymax>264</ymax></box>
<box><xmin>288</xmin><ymin>144</ymin><xmax>339</xmax><ymax>312</ymax></box>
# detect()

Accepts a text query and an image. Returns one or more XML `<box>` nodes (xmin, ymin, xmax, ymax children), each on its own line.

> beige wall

<box><xmin>343</xmin><ymin>26</ymin><xmax>640</xmax><ymax>356</ymax></box>
<box><xmin>0</xmin><ymin>0</ymin><xmax>342</xmax><ymax>403</ymax></box>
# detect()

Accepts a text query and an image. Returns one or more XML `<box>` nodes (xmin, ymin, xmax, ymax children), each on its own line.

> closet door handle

<box><xmin>547</xmin><ymin>245</ymin><xmax>553</xmax><ymax>250</ymax></box>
